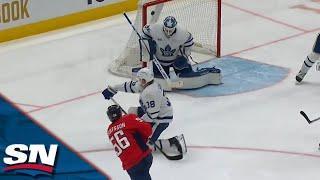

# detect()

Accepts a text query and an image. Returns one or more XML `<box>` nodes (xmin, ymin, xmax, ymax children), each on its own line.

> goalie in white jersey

<box><xmin>102</xmin><ymin>68</ymin><xmax>186</xmax><ymax>154</ymax></box>
<box><xmin>142</xmin><ymin>16</ymin><xmax>194</xmax><ymax>77</ymax></box>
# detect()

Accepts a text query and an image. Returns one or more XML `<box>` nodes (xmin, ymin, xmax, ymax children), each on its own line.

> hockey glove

<box><xmin>102</xmin><ymin>87</ymin><xmax>117</xmax><ymax>100</ymax></box>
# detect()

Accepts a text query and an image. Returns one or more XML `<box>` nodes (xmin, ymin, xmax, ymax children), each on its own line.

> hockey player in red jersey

<box><xmin>103</xmin><ymin>68</ymin><xmax>187</xmax><ymax>157</ymax></box>
<box><xmin>107</xmin><ymin>104</ymin><xmax>153</xmax><ymax>180</ymax></box>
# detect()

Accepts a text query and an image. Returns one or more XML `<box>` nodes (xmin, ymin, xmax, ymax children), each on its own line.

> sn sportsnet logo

<box><xmin>3</xmin><ymin>144</ymin><xmax>58</xmax><ymax>175</ymax></box>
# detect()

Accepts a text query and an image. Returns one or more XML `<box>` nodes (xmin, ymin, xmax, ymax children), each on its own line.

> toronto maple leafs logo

<box><xmin>164</xmin><ymin>16</ymin><xmax>177</xmax><ymax>28</ymax></box>
<box><xmin>160</xmin><ymin>45</ymin><xmax>176</xmax><ymax>57</ymax></box>
<box><xmin>165</xmin><ymin>19</ymin><xmax>174</xmax><ymax>28</ymax></box>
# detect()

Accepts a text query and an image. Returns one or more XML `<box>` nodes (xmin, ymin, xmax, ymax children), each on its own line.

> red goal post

<box><xmin>110</xmin><ymin>0</ymin><xmax>221</xmax><ymax>77</ymax></box>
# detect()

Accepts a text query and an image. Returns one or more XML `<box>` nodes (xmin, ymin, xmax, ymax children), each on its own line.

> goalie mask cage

<box><xmin>110</xmin><ymin>0</ymin><xmax>221</xmax><ymax>77</ymax></box>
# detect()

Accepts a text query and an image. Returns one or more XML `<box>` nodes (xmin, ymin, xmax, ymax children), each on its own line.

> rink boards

<box><xmin>0</xmin><ymin>0</ymin><xmax>138</xmax><ymax>43</ymax></box>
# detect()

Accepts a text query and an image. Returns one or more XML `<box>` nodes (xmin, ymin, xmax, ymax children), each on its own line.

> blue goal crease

<box><xmin>176</xmin><ymin>56</ymin><xmax>289</xmax><ymax>97</ymax></box>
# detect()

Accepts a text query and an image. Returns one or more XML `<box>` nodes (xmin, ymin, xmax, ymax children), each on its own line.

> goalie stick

<box><xmin>123</xmin><ymin>12</ymin><xmax>183</xmax><ymax>89</ymax></box>
<box><xmin>110</xmin><ymin>97</ymin><xmax>183</xmax><ymax>160</ymax></box>
<box><xmin>300</xmin><ymin>111</ymin><xmax>320</xmax><ymax>124</ymax></box>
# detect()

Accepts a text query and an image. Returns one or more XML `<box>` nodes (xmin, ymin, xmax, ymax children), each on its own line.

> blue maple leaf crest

<box><xmin>160</xmin><ymin>45</ymin><xmax>176</xmax><ymax>57</ymax></box>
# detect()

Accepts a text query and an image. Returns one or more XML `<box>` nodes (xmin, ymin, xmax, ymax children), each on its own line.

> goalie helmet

<box><xmin>107</xmin><ymin>105</ymin><xmax>122</xmax><ymax>122</ymax></box>
<box><xmin>163</xmin><ymin>16</ymin><xmax>177</xmax><ymax>37</ymax></box>
<box><xmin>136</xmin><ymin>67</ymin><xmax>154</xmax><ymax>83</ymax></box>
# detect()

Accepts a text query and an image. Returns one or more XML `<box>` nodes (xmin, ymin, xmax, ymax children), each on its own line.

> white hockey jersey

<box><xmin>142</xmin><ymin>23</ymin><xmax>194</xmax><ymax>66</ymax></box>
<box><xmin>113</xmin><ymin>81</ymin><xmax>173</xmax><ymax>123</ymax></box>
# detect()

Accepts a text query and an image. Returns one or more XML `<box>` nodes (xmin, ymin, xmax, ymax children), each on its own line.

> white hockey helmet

<box><xmin>136</xmin><ymin>67</ymin><xmax>154</xmax><ymax>83</ymax></box>
<box><xmin>163</xmin><ymin>16</ymin><xmax>177</xmax><ymax>37</ymax></box>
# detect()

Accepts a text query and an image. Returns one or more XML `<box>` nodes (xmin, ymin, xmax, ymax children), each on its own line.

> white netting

<box><xmin>110</xmin><ymin>0</ymin><xmax>220</xmax><ymax>77</ymax></box>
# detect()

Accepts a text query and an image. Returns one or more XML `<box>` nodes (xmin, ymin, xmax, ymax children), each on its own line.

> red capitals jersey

<box><xmin>107</xmin><ymin>114</ymin><xmax>152</xmax><ymax>170</ymax></box>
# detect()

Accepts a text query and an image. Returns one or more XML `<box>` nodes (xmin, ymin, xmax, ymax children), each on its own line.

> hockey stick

<box><xmin>300</xmin><ymin>111</ymin><xmax>320</xmax><ymax>124</ymax></box>
<box><xmin>110</xmin><ymin>97</ymin><xmax>127</xmax><ymax>115</ymax></box>
<box><xmin>123</xmin><ymin>12</ymin><xmax>183</xmax><ymax>89</ymax></box>
<box><xmin>110</xmin><ymin>97</ymin><xmax>183</xmax><ymax>160</ymax></box>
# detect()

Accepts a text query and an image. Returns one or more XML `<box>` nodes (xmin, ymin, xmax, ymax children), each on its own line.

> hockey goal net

<box><xmin>110</xmin><ymin>0</ymin><xmax>221</xmax><ymax>77</ymax></box>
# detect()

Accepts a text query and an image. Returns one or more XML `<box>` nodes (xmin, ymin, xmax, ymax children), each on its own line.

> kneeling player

<box><xmin>103</xmin><ymin>68</ymin><xmax>186</xmax><ymax>155</ymax></box>
<box><xmin>142</xmin><ymin>16</ymin><xmax>194</xmax><ymax>78</ymax></box>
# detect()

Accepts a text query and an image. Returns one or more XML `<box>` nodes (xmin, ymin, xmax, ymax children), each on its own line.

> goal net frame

<box><xmin>142</xmin><ymin>0</ymin><xmax>221</xmax><ymax>57</ymax></box>
<box><xmin>110</xmin><ymin>0</ymin><xmax>221</xmax><ymax>77</ymax></box>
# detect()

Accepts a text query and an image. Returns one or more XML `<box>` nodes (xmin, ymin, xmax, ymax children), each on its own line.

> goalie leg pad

<box><xmin>153</xmin><ymin>62</ymin><xmax>170</xmax><ymax>78</ymax></box>
<box><xmin>169</xmin><ymin>136</ymin><xmax>183</xmax><ymax>154</ymax></box>
<box><xmin>173</xmin><ymin>56</ymin><xmax>192</xmax><ymax>74</ymax></box>
<box><xmin>176</xmin><ymin>134</ymin><xmax>187</xmax><ymax>153</ymax></box>
<box><xmin>154</xmin><ymin>134</ymin><xmax>186</xmax><ymax>154</ymax></box>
